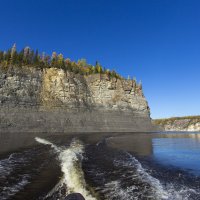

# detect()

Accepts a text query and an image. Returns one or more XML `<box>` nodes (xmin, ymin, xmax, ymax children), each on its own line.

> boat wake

<box><xmin>112</xmin><ymin>152</ymin><xmax>169</xmax><ymax>200</ymax></box>
<box><xmin>1</xmin><ymin>136</ymin><xmax>199</xmax><ymax>200</ymax></box>
<box><xmin>0</xmin><ymin>150</ymin><xmax>35</xmax><ymax>199</ymax></box>
<box><xmin>1</xmin><ymin>135</ymin><xmax>200</xmax><ymax>199</ymax></box>
<box><xmin>35</xmin><ymin>137</ymin><xmax>96</xmax><ymax>200</ymax></box>
<box><xmin>82</xmin><ymin>140</ymin><xmax>200</xmax><ymax>200</ymax></box>
<box><xmin>109</xmin><ymin>152</ymin><xmax>200</xmax><ymax>200</ymax></box>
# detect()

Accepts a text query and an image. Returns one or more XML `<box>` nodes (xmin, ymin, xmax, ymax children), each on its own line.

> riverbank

<box><xmin>153</xmin><ymin>116</ymin><xmax>200</xmax><ymax>131</ymax></box>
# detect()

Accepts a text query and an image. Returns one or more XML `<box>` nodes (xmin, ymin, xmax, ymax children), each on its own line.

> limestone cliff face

<box><xmin>0</xmin><ymin>66</ymin><xmax>153</xmax><ymax>132</ymax></box>
<box><xmin>41</xmin><ymin>68</ymin><xmax>149</xmax><ymax>113</ymax></box>
<box><xmin>0</xmin><ymin>67</ymin><xmax>42</xmax><ymax>107</ymax></box>
<box><xmin>153</xmin><ymin>117</ymin><xmax>200</xmax><ymax>132</ymax></box>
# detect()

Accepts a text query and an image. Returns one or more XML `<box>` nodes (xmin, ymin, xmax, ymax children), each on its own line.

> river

<box><xmin>0</xmin><ymin>132</ymin><xmax>200</xmax><ymax>199</ymax></box>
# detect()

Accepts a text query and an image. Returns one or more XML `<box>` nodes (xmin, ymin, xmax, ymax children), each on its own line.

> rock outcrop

<box><xmin>153</xmin><ymin>116</ymin><xmax>200</xmax><ymax>132</ymax></box>
<box><xmin>0</xmin><ymin>66</ymin><xmax>154</xmax><ymax>132</ymax></box>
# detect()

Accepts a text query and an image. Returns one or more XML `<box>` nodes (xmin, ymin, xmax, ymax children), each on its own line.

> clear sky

<box><xmin>1</xmin><ymin>0</ymin><xmax>200</xmax><ymax>119</ymax></box>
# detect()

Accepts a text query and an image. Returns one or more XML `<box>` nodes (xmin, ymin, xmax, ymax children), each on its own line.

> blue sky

<box><xmin>1</xmin><ymin>0</ymin><xmax>200</xmax><ymax>118</ymax></box>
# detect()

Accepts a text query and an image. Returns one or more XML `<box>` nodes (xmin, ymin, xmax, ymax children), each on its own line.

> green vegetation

<box><xmin>153</xmin><ymin>115</ymin><xmax>200</xmax><ymax>125</ymax></box>
<box><xmin>0</xmin><ymin>44</ymin><xmax>122</xmax><ymax>79</ymax></box>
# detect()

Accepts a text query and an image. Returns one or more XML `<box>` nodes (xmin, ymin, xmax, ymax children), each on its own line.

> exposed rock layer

<box><xmin>153</xmin><ymin>116</ymin><xmax>200</xmax><ymax>132</ymax></box>
<box><xmin>0</xmin><ymin>66</ymin><xmax>154</xmax><ymax>132</ymax></box>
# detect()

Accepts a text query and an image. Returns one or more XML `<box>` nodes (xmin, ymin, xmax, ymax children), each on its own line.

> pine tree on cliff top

<box><xmin>0</xmin><ymin>44</ymin><xmax>124</xmax><ymax>79</ymax></box>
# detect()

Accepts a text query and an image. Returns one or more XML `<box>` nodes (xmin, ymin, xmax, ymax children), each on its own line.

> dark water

<box><xmin>0</xmin><ymin>132</ymin><xmax>200</xmax><ymax>200</ymax></box>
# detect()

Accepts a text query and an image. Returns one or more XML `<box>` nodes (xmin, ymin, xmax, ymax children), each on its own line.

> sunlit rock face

<box><xmin>41</xmin><ymin>68</ymin><xmax>149</xmax><ymax>113</ymax></box>
<box><xmin>0</xmin><ymin>67</ymin><xmax>154</xmax><ymax>132</ymax></box>
<box><xmin>153</xmin><ymin>118</ymin><xmax>200</xmax><ymax>132</ymax></box>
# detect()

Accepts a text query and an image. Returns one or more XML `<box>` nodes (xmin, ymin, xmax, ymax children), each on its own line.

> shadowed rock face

<box><xmin>0</xmin><ymin>66</ymin><xmax>154</xmax><ymax>132</ymax></box>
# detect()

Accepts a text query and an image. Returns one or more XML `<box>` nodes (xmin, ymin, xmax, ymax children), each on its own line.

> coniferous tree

<box><xmin>111</xmin><ymin>70</ymin><xmax>117</xmax><ymax>78</ymax></box>
<box><xmin>33</xmin><ymin>49</ymin><xmax>39</xmax><ymax>65</ymax></box>
<box><xmin>3</xmin><ymin>51</ymin><xmax>6</xmax><ymax>59</ymax></box>
<box><xmin>0</xmin><ymin>51</ymin><xmax>4</xmax><ymax>62</ymax></box>
<box><xmin>10</xmin><ymin>43</ymin><xmax>17</xmax><ymax>64</ymax></box>
<box><xmin>57</xmin><ymin>53</ymin><xmax>65</xmax><ymax>68</ymax></box>
<box><xmin>17</xmin><ymin>49</ymin><xmax>24</xmax><ymax>65</ymax></box>
<box><xmin>5</xmin><ymin>49</ymin><xmax>11</xmax><ymax>64</ymax></box>
<box><xmin>42</xmin><ymin>52</ymin><xmax>45</xmax><ymax>62</ymax></box>
<box><xmin>23</xmin><ymin>46</ymin><xmax>30</xmax><ymax>58</ymax></box>
<box><xmin>77</xmin><ymin>59</ymin><xmax>87</xmax><ymax>67</ymax></box>
<box><xmin>44</xmin><ymin>55</ymin><xmax>50</xmax><ymax>67</ymax></box>
<box><xmin>64</xmin><ymin>58</ymin><xmax>71</xmax><ymax>71</ymax></box>
<box><xmin>0</xmin><ymin>45</ymin><xmax>122</xmax><ymax>79</ymax></box>
<box><xmin>51</xmin><ymin>52</ymin><xmax>57</xmax><ymax>67</ymax></box>
<box><xmin>12</xmin><ymin>52</ymin><xmax>18</xmax><ymax>64</ymax></box>
<box><xmin>105</xmin><ymin>69</ymin><xmax>111</xmax><ymax>78</ymax></box>
<box><xmin>23</xmin><ymin>46</ymin><xmax>30</xmax><ymax>64</ymax></box>
<box><xmin>95</xmin><ymin>61</ymin><xmax>103</xmax><ymax>73</ymax></box>
<box><xmin>29</xmin><ymin>50</ymin><xmax>35</xmax><ymax>65</ymax></box>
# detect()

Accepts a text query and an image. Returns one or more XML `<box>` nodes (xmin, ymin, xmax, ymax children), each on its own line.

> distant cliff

<box><xmin>0</xmin><ymin>66</ymin><xmax>155</xmax><ymax>132</ymax></box>
<box><xmin>153</xmin><ymin>116</ymin><xmax>200</xmax><ymax>132</ymax></box>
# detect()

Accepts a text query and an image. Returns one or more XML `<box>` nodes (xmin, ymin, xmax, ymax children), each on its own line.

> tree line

<box><xmin>0</xmin><ymin>44</ymin><xmax>121</xmax><ymax>78</ymax></box>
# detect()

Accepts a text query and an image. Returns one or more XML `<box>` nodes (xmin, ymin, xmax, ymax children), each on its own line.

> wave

<box><xmin>35</xmin><ymin>137</ymin><xmax>60</xmax><ymax>153</ymax></box>
<box><xmin>84</xmin><ymin>138</ymin><xmax>200</xmax><ymax>200</ymax></box>
<box><xmin>0</xmin><ymin>175</ymin><xmax>30</xmax><ymax>200</ymax></box>
<box><xmin>82</xmin><ymin>140</ymin><xmax>169</xmax><ymax>200</ymax></box>
<box><xmin>113</xmin><ymin>152</ymin><xmax>200</xmax><ymax>200</ymax></box>
<box><xmin>35</xmin><ymin>137</ymin><xmax>200</xmax><ymax>200</ymax></box>
<box><xmin>94</xmin><ymin>152</ymin><xmax>168</xmax><ymax>200</ymax></box>
<box><xmin>35</xmin><ymin>137</ymin><xmax>96</xmax><ymax>200</ymax></box>
<box><xmin>0</xmin><ymin>152</ymin><xmax>31</xmax><ymax>199</ymax></box>
<box><xmin>113</xmin><ymin>152</ymin><xmax>169</xmax><ymax>200</ymax></box>
<box><xmin>164</xmin><ymin>183</ymin><xmax>200</xmax><ymax>200</ymax></box>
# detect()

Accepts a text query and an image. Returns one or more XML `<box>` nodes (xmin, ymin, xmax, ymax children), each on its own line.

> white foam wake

<box><xmin>0</xmin><ymin>152</ymin><xmax>31</xmax><ymax>199</ymax></box>
<box><xmin>35</xmin><ymin>137</ymin><xmax>96</xmax><ymax>200</ymax></box>
<box><xmin>113</xmin><ymin>152</ymin><xmax>169</xmax><ymax>200</ymax></box>
<box><xmin>35</xmin><ymin>137</ymin><xmax>60</xmax><ymax>153</ymax></box>
<box><xmin>127</xmin><ymin>153</ymin><xmax>200</xmax><ymax>200</ymax></box>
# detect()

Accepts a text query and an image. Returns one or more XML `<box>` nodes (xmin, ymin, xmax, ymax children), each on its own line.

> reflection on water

<box><xmin>106</xmin><ymin>132</ymin><xmax>200</xmax><ymax>175</ymax></box>
<box><xmin>1</xmin><ymin>131</ymin><xmax>200</xmax><ymax>176</ymax></box>
<box><xmin>106</xmin><ymin>133</ymin><xmax>153</xmax><ymax>156</ymax></box>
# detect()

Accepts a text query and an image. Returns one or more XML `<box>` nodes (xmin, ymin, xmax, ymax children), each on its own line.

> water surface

<box><xmin>0</xmin><ymin>132</ymin><xmax>200</xmax><ymax>199</ymax></box>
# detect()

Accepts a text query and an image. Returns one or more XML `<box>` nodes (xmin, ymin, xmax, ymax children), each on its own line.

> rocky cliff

<box><xmin>0</xmin><ymin>66</ymin><xmax>154</xmax><ymax>132</ymax></box>
<box><xmin>153</xmin><ymin>116</ymin><xmax>200</xmax><ymax>132</ymax></box>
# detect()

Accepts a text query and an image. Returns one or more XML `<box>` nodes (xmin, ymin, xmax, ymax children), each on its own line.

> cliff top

<box><xmin>0</xmin><ymin>44</ymin><xmax>139</xmax><ymax>82</ymax></box>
